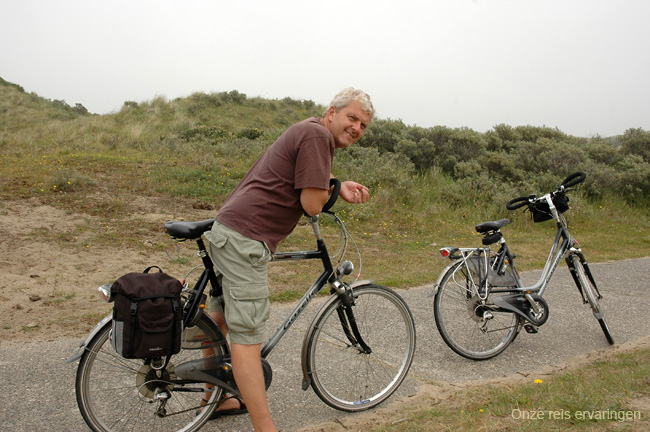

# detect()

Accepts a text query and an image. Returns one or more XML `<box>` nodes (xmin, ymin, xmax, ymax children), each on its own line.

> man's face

<box><xmin>325</xmin><ymin>101</ymin><xmax>372</xmax><ymax>148</ymax></box>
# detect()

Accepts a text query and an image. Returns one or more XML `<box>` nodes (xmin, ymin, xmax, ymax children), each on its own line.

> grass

<box><xmin>2</xmin><ymin>77</ymin><xmax>649</xmax><ymax>429</ymax></box>
<box><xmin>371</xmin><ymin>346</ymin><xmax>649</xmax><ymax>431</ymax></box>
<box><xmin>2</xmin><ymin>83</ymin><xmax>648</xmax><ymax>310</ymax></box>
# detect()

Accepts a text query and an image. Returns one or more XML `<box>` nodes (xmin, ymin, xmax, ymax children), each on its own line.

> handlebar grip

<box><xmin>506</xmin><ymin>196</ymin><xmax>529</xmax><ymax>210</ymax></box>
<box><xmin>322</xmin><ymin>178</ymin><xmax>341</xmax><ymax>213</ymax></box>
<box><xmin>561</xmin><ymin>172</ymin><xmax>586</xmax><ymax>189</ymax></box>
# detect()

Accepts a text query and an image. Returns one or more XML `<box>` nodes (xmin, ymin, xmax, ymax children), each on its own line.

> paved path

<box><xmin>1</xmin><ymin>257</ymin><xmax>649</xmax><ymax>431</ymax></box>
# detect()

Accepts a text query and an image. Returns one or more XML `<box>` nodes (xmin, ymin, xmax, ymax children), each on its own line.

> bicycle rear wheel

<box><xmin>569</xmin><ymin>254</ymin><xmax>615</xmax><ymax>345</ymax></box>
<box><xmin>302</xmin><ymin>284</ymin><xmax>416</xmax><ymax>412</ymax></box>
<box><xmin>434</xmin><ymin>260</ymin><xmax>521</xmax><ymax>360</ymax></box>
<box><xmin>75</xmin><ymin>313</ymin><xmax>227</xmax><ymax>432</ymax></box>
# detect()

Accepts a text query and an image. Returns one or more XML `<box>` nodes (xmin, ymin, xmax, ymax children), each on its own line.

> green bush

<box><xmin>334</xmin><ymin>145</ymin><xmax>415</xmax><ymax>191</ymax></box>
<box><xmin>2</xmin><ymin>74</ymin><xmax>649</xmax><ymax>215</ymax></box>
<box><xmin>620</xmin><ymin>127</ymin><xmax>650</xmax><ymax>162</ymax></box>
<box><xmin>237</xmin><ymin>127</ymin><xmax>264</xmax><ymax>140</ymax></box>
<box><xmin>179</xmin><ymin>125</ymin><xmax>230</xmax><ymax>142</ymax></box>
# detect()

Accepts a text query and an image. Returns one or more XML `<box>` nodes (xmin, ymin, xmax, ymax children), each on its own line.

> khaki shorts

<box><xmin>205</xmin><ymin>222</ymin><xmax>272</xmax><ymax>345</ymax></box>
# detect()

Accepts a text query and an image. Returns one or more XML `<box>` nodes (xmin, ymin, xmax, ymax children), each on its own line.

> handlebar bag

<box><xmin>529</xmin><ymin>192</ymin><xmax>570</xmax><ymax>223</ymax></box>
<box><xmin>111</xmin><ymin>267</ymin><xmax>183</xmax><ymax>359</ymax></box>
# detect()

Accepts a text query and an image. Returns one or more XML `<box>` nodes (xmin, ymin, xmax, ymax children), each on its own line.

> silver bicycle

<box><xmin>432</xmin><ymin>172</ymin><xmax>614</xmax><ymax>360</ymax></box>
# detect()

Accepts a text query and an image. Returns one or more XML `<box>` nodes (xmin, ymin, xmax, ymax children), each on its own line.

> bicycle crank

<box><xmin>523</xmin><ymin>294</ymin><xmax>549</xmax><ymax>326</ymax></box>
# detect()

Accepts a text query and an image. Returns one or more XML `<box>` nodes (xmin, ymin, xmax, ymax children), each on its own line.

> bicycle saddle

<box><xmin>164</xmin><ymin>219</ymin><xmax>215</xmax><ymax>240</ymax></box>
<box><xmin>474</xmin><ymin>218</ymin><xmax>511</xmax><ymax>234</ymax></box>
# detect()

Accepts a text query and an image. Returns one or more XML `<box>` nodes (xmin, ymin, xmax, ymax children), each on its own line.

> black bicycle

<box><xmin>432</xmin><ymin>172</ymin><xmax>614</xmax><ymax>361</ymax></box>
<box><xmin>68</xmin><ymin>179</ymin><xmax>416</xmax><ymax>432</ymax></box>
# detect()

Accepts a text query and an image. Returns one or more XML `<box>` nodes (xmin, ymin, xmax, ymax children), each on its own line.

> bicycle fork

<box><xmin>566</xmin><ymin>248</ymin><xmax>603</xmax><ymax>304</ymax></box>
<box><xmin>335</xmin><ymin>288</ymin><xmax>372</xmax><ymax>354</ymax></box>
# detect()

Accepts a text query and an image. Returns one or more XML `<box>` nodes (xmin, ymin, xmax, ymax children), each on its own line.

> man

<box><xmin>205</xmin><ymin>88</ymin><xmax>374</xmax><ymax>431</ymax></box>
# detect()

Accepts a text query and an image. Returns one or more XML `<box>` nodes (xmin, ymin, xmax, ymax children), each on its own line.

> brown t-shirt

<box><xmin>215</xmin><ymin>117</ymin><xmax>334</xmax><ymax>252</ymax></box>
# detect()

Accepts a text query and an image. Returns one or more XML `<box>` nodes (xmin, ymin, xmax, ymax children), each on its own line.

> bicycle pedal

<box><xmin>524</xmin><ymin>324</ymin><xmax>539</xmax><ymax>334</ymax></box>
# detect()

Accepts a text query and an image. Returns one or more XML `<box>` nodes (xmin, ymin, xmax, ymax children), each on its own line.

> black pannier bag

<box><xmin>111</xmin><ymin>266</ymin><xmax>183</xmax><ymax>359</ymax></box>
<box><xmin>528</xmin><ymin>192</ymin><xmax>570</xmax><ymax>223</ymax></box>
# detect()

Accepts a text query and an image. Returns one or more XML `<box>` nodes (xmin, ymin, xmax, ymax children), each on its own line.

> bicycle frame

<box><xmin>183</xmin><ymin>213</ymin><xmax>373</xmax><ymax>361</ymax></box>
<box><xmin>503</xmin><ymin>193</ymin><xmax>580</xmax><ymax>296</ymax></box>
<box><xmin>67</xmin><ymin>214</ymin><xmax>369</xmax><ymax>367</ymax></box>
<box><xmin>262</xmin><ymin>214</ymin><xmax>337</xmax><ymax>358</ymax></box>
<box><xmin>433</xmin><ymin>193</ymin><xmax>580</xmax><ymax>299</ymax></box>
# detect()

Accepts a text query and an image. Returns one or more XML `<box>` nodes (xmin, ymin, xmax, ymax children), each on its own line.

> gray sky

<box><xmin>2</xmin><ymin>0</ymin><xmax>648</xmax><ymax>137</ymax></box>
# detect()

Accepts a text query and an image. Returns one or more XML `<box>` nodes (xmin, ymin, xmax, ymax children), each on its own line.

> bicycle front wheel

<box><xmin>434</xmin><ymin>260</ymin><xmax>521</xmax><ymax>360</ymax></box>
<box><xmin>303</xmin><ymin>284</ymin><xmax>416</xmax><ymax>412</ymax></box>
<box><xmin>75</xmin><ymin>313</ymin><xmax>227</xmax><ymax>432</ymax></box>
<box><xmin>569</xmin><ymin>254</ymin><xmax>615</xmax><ymax>345</ymax></box>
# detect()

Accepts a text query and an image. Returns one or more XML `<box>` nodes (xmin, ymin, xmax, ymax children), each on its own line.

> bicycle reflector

<box><xmin>98</xmin><ymin>284</ymin><xmax>114</xmax><ymax>302</ymax></box>
<box><xmin>439</xmin><ymin>247</ymin><xmax>461</xmax><ymax>259</ymax></box>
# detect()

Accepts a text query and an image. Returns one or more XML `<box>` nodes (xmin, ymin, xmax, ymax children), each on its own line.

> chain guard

<box><xmin>492</xmin><ymin>293</ymin><xmax>550</xmax><ymax>327</ymax></box>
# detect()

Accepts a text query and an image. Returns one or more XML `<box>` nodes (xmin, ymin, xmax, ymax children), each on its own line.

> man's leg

<box><xmin>231</xmin><ymin>342</ymin><xmax>277</xmax><ymax>432</ymax></box>
<box><xmin>201</xmin><ymin>310</ymin><xmax>243</xmax><ymax>414</ymax></box>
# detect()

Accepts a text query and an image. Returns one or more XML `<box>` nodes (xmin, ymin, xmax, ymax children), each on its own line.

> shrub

<box><xmin>333</xmin><ymin>145</ymin><xmax>414</xmax><ymax>191</ymax></box>
<box><xmin>620</xmin><ymin>127</ymin><xmax>650</xmax><ymax>162</ymax></box>
<box><xmin>359</xmin><ymin>118</ymin><xmax>407</xmax><ymax>153</ymax></box>
<box><xmin>179</xmin><ymin>125</ymin><xmax>230</xmax><ymax>142</ymax></box>
<box><xmin>237</xmin><ymin>127</ymin><xmax>264</xmax><ymax>140</ymax></box>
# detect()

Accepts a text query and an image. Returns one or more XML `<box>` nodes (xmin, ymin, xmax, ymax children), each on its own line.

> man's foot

<box><xmin>211</xmin><ymin>395</ymin><xmax>247</xmax><ymax>419</ymax></box>
<box><xmin>197</xmin><ymin>395</ymin><xmax>248</xmax><ymax>420</ymax></box>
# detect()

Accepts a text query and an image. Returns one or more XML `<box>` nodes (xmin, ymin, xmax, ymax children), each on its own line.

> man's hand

<box><xmin>339</xmin><ymin>181</ymin><xmax>369</xmax><ymax>204</ymax></box>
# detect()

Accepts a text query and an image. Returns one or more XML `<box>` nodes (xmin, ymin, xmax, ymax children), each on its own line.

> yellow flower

<box><xmin>534</xmin><ymin>379</ymin><xmax>543</xmax><ymax>384</ymax></box>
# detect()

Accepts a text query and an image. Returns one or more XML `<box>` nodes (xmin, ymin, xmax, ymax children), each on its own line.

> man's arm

<box><xmin>301</xmin><ymin>180</ymin><xmax>369</xmax><ymax>216</ymax></box>
<box><xmin>300</xmin><ymin>187</ymin><xmax>329</xmax><ymax>216</ymax></box>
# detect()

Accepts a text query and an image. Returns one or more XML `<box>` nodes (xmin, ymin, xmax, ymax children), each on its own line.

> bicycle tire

<box><xmin>302</xmin><ymin>284</ymin><xmax>416</xmax><ymax>412</ymax></box>
<box><xmin>434</xmin><ymin>260</ymin><xmax>521</xmax><ymax>360</ymax></box>
<box><xmin>75</xmin><ymin>313</ymin><xmax>227</xmax><ymax>432</ymax></box>
<box><xmin>570</xmin><ymin>255</ymin><xmax>615</xmax><ymax>345</ymax></box>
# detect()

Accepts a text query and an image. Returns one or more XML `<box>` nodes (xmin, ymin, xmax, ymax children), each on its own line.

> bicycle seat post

<box><xmin>195</xmin><ymin>237</ymin><xmax>212</xmax><ymax>267</ymax></box>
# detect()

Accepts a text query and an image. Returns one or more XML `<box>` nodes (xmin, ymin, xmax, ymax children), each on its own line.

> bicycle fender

<box><xmin>430</xmin><ymin>259</ymin><xmax>462</xmax><ymax>297</ymax></box>
<box><xmin>299</xmin><ymin>279</ymin><xmax>374</xmax><ymax>390</ymax></box>
<box><xmin>66</xmin><ymin>313</ymin><xmax>113</xmax><ymax>363</ymax></box>
<box><xmin>350</xmin><ymin>279</ymin><xmax>374</xmax><ymax>289</ymax></box>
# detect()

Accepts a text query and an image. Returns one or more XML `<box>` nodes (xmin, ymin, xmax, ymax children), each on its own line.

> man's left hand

<box><xmin>339</xmin><ymin>181</ymin><xmax>369</xmax><ymax>204</ymax></box>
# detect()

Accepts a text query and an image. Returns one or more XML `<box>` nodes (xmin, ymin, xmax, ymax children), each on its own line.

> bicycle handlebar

<box><xmin>506</xmin><ymin>196</ymin><xmax>529</xmax><ymax>210</ymax></box>
<box><xmin>506</xmin><ymin>172</ymin><xmax>586</xmax><ymax>211</ymax></box>
<box><xmin>322</xmin><ymin>178</ymin><xmax>341</xmax><ymax>213</ymax></box>
<box><xmin>560</xmin><ymin>171</ymin><xmax>586</xmax><ymax>189</ymax></box>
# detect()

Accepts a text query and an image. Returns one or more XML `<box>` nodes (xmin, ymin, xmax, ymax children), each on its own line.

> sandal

<box><xmin>209</xmin><ymin>395</ymin><xmax>247</xmax><ymax>419</ymax></box>
<box><xmin>196</xmin><ymin>395</ymin><xmax>248</xmax><ymax>420</ymax></box>
<box><xmin>195</xmin><ymin>398</ymin><xmax>211</xmax><ymax>416</ymax></box>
